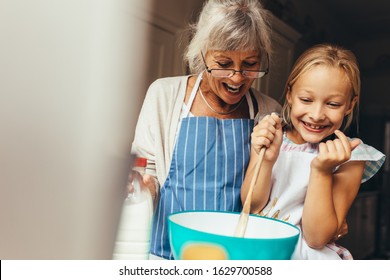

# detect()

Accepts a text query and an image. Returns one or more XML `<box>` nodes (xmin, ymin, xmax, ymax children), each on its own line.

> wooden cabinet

<box><xmin>138</xmin><ymin>0</ymin><xmax>205</xmax><ymax>97</ymax></box>
<box><xmin>338</xmin><ymin>192</ymin><xmax>378</xmax><ymax>259</ymax></box>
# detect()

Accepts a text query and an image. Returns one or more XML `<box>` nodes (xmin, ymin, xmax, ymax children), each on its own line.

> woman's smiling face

<box><xmin>203</xmin><ymin>50</ymin><xmax>261</xmax><ymax>104</ymax></box>
<box><xmin>286</xmin><ymin>65</ymin><xmax>357</xmax><ymax>144</ymax></box>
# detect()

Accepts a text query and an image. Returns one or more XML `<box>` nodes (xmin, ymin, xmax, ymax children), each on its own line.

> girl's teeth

<box><xmin>304</xmin><ymin>121</ymin><xmax>324</xmax><ymax>129</ymax></box>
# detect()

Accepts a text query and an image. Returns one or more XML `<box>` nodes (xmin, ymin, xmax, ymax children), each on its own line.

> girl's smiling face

<box><xmin>286</xmin><ymin>65</ymin><xmax>357</xmax><ymax>144</ymax></box>
<box><xmin>203</xmin><ymin>50</ymin><xmax>261</xmax><ymax>105</ymax></box>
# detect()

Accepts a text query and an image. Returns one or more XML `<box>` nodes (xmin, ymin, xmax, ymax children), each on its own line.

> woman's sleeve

<box><xmin>131</xmin><ymin>80</ymin><xmax>162</xmax><ymax>179</ymax></box>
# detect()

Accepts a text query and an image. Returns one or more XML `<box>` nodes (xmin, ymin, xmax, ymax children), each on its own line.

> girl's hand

<box><xmin>311</xmin><ymin>130</ymin><xmax>361</xmax><ymax>173</ymax></box>
<box><xmin>332</xmin><ymin>219</ymin><xmax>349</xmax><ymax>241</ymax></box>
<box><xmin>251</xmin><ymin>112</ymin><xmax>283</xmax><ymax>162</ymax></box>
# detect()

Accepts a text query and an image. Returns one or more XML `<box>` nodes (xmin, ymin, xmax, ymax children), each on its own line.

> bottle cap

<box><xmin>134</xmin><ymin>157</ymin><xmax>147</xmax><ymax>167</ymax></box>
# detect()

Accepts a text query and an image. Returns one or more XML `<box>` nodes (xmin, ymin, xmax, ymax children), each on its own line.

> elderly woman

<box><xmin>131</xmin><ymin>0</ymin><xmax>281</xmax><ymax>259</ymax></box>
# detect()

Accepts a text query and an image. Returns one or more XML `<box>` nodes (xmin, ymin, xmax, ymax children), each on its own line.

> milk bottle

<box><xmin>112</xmin><ymin>157</ymin><xmax>153</xmax><ymax>260</ymax></box>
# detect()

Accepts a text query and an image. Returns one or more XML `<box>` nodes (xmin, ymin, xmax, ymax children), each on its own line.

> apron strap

<box><xmin>183</xmin><ymin>71</ymin><xmax>255</xmax><ymax>119</ymax></box>
<box><xmin>245</xmin><ymin>90</ymin><xmax>255</xmax><ymax>119</ymax></box>
<box><xmin>182</xmin><ymin>73</ymin><xmax>203</xmax><ymax>117</ymax></box>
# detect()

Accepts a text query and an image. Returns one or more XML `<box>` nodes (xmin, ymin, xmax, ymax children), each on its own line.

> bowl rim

<box><xmin>168</xmin><ymin>210</ymin><xmax>300</xmax><ymax>240</ymax></box>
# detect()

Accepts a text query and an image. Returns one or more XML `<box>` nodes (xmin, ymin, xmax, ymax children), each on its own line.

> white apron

<box><xmin>260</xmin><ymin>134</ymin><xmax>385</xmax><ymax>259</ymax></box>
<box><xmin>266</xmin><ymin>150</ymin><xmax>345</xmax><ymax>259</ymax></box>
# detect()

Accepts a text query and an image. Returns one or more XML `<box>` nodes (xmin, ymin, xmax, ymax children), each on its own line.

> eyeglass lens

<box><xmin>201</xmin><ymin>51</ymin><xmax>269</xmax><ymax>78</ymax></box>
<box><xmin>210</xmin><ymin>69</ymin><xmax>265</xmax><ymax>78</ymax></box>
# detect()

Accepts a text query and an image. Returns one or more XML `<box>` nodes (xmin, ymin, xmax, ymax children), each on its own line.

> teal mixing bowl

<box><xmin>168</xmin><ymin>210</ymin><xmax>299</xmax><ymax>260</ymax></box>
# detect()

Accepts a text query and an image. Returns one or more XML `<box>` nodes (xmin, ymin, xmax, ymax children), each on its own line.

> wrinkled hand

<box><xmin>128</xmin><ymin>171</ymin><xmax>157</xmax><ymax>201</ymax></box>
<box><xmin>251</xmin><ymin>112</ymin><xmax>283</xmax><ymax>162</ymax></box>
<box><xmin>311</xmin><ymin>130</ymin><xmax>361</xmax><ymax>173</ymax></box>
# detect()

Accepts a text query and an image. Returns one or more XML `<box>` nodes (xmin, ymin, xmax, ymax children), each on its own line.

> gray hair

<box><xmin>185</xmin><ymin>0</ymin><xmax>272</xmax><ymax>74</ymax></box>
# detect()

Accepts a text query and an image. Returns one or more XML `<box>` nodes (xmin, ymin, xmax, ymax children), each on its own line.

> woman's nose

<box><xmin>228</xmin><ymin>70</ymin><xmax>245</xmax><ymax>82</ymax></box>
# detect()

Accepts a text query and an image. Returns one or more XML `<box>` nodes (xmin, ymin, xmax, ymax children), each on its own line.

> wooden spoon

<box><xmin>234</xmin><ymin>146</ymin><xmax>266</xmax><ymax>237</ymax></box>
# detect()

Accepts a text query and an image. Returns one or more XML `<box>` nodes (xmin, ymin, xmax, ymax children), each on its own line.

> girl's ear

<box><xmin>286</xmin><ymin>85</ymin><xmax>293</xmax><ymax>105</ymax></box>
<box><xmin>345</xmin><ymin>94</ymin><xmax>358</xmax><ymax>115</ymax></box>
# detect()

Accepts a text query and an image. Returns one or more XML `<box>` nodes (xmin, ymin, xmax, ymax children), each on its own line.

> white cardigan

<box><xmin>131</xmin><ymin>75</ymin><xmax>281</xmax><ymax>192</ymax></box>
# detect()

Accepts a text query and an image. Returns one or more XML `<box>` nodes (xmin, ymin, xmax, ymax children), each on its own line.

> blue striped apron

<box><xmin>150</xmin><ymin>74</ymin><xmax>255</xmax><ymax>259</ymax></box>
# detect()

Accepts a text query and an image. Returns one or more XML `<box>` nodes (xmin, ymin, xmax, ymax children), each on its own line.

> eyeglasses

<box><xmin>201</xmin><ymin>51</ymin><xmax>269</xmax><ymax>79</ymax></box>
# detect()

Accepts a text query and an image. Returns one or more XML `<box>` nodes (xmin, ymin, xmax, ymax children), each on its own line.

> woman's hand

<box><xmin>251</xmin><ymin>112</ymin><xmax>283</xmax><ymax>162</ymax></box>
<box><xmin>128</xmin><ymin>171</ymin><xmax>157</xmax><ymax>202</ymax></box>
<box><xmin>311</xmin><ymin>130</ymin><xmax>361</xmax><ymax>173</ymax></box>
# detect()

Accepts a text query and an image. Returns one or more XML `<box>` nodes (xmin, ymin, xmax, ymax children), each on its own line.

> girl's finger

<box><xmin>334</xmin><ymin>129</ymin><xmax>354</xmax><ymax>151</ymax></box>
<box><xmin>318</xmin><ymin>142</ymin><xmax>329</xmax><ymax>155</ymax></box>
<box><xmin>334</xmin><ymin>130</ymin><xmax>361</xmax><ymax>152</ymax></box>
<box><xmin>325</xmin><ymin>140</ymin><xmax>337</xmax><ymax>155</ymax></box>
<box><xmin>349</xmin><ymin>138</ymin><xmax>361</xmax><ymax>151</ymax></box>
<box><xmin>333</xmin><ymin>138</ymin><xmax>346</xmax><ymax>155</ymax></box>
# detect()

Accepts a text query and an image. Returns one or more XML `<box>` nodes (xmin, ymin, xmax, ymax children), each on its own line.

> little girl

<box><xmin>241</xmin><ymin>44</ymin><xmax>385</xmax><ymax>259</ymax></box>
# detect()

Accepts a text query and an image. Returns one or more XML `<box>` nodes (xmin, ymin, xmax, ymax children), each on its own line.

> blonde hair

<box><xmin>281</xmin><ymin>43</ymin><xmax>361</xmax><ymax>132</ymax></box>
<box><xmin>185</xmin><ymin>0</ymin><xmax>272</xmax><ymax>74</ymax></box>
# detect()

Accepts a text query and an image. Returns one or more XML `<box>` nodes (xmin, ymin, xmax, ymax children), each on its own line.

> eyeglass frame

<box><xmin>200</xmin><ymin>51</ymin><xmax>269</xmax><ymax>78</ymax></box>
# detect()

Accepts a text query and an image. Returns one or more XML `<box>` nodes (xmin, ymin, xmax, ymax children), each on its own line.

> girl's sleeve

<box><xmin>350</xmin><ymin>140</ymin><xmax>386</xmax><ymax>183</ymax></box>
